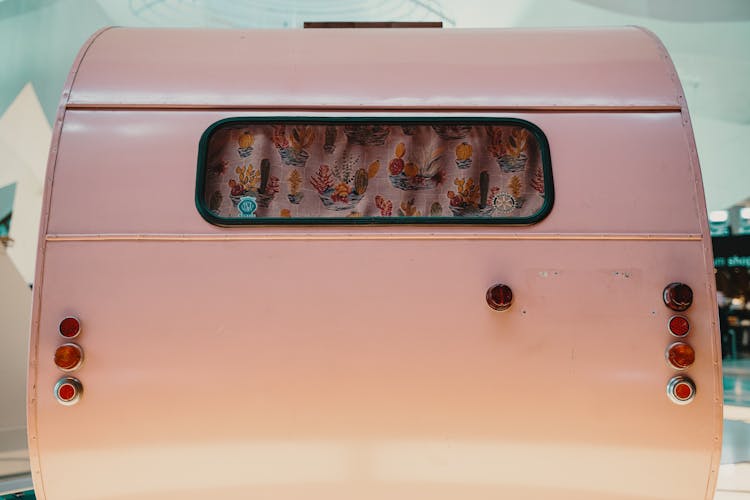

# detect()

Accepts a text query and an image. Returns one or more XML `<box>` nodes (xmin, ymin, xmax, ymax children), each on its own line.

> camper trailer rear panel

<box><xmin>28</xmin><ymin>27</ymin><xmax>721</xmax><ymax>500</ymax></box>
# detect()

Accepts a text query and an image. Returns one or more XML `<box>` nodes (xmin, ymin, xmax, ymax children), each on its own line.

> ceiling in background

<box><xmin>575</xmin><ymin>0</ymin><xmax>750</xmax><ymax>22</ymax></box>
<box><xmin>95</xmin><ymin>0</ymin><xmax>454</xmax><ymax>28</ymax></box>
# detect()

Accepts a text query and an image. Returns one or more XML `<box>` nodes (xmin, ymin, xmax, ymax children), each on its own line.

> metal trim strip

<box><xmin>46</xmin><ymin>233</ymin><xmax>703</xmax><ymax>242</ymax></box>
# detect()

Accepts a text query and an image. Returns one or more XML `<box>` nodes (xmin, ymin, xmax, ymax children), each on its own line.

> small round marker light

<box><xmin>54</xmin><ymin>343</ymin><xmax>84</xmax><ymax>372</ymax></box>
<box><xmin>59</xmin><ymin>317</ymin><xmax>81</xmax><ymax>338</ymax></box>
<box><xmin>486</xmin><ymin>284</ymin><xmax>513</xmax><ymax>311</ymax></box>
<box><xmin>666</xmin><ymin>341</ymin><xmax>695</xmax><ymax>370</ymax></box>
<box><xmin>54</xmin><ymin>377</ymin><xmax>82</xmax><ymax>406</ymax></box>
<box><xmin>668</xmin><ymin>316</ymin><xmax>690</xmax><ymax>337</ymax></box>
<box><xmin>667</xmin><ymin>376</ymin><xmax>695</xmax><ymax>405</ymax></box>
<box><xmin>663</xmin><ymin>283</ymin><xmax>693</xmax><ymax>311</ymax></box>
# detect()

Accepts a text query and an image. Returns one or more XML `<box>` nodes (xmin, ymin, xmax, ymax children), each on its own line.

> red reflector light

<box><xmin>666</xmin><ymin>342</ymin><xmax>695</xmax><ymax>370</ymax></box>
<box><xmin>674</xmin><ymin>382</ymin><xmax>692</xmax><ymax>399</ymax></box>
<box><xmin>59</xmin><ymin>317</ymin><xmax>81</xmax><ymax>338</ymax></box>
<box><xmin>54</xmin><ymin>343</ymin><xmax>84</xmax><ymax>371</ymax></box>
<box><xmin>486</xmin><ymin>284</ymin><xmax>513</xmax><ymax>311</ymax></box>
<box><xmin>54</xmin><ymin>377</ymin><xmax>82</xmax><ymax>406</ymax></box>
<box><xmin>59</xmin><ymin>383</ymin><xmax>75</xmax><ymax>400</ymax></box>
<box><xmin>668</xmin><ymin>316</ymin><xmax>690</xmax><ymax>337</ymax></box>
<box><xmin>667</xmin><ymin>376</ymin><xmax>695</xmax><ymax>405</ymax></box>
<box><xmin>663</xmin><ymin>283</ymin><xmax>693</xmax><ymax>311</ymax></box>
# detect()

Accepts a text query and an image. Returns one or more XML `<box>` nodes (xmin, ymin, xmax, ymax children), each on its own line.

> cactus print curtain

<box><xmin>200</xmin><ymin>120</ymin><xmax>550</xmax><ymax>222</ymax></box>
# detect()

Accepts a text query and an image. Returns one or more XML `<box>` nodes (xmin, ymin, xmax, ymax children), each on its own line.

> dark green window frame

<box><xmin>195</xmin><ymin>117</ymin><xmax>554</xmax><ymax>226</ymax></box>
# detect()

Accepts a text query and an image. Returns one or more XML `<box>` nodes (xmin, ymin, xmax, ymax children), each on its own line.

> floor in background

<box><xmin>718</xmin><ymin>359</ymin><xmax>750</xmax><ymax>499</ymax></box>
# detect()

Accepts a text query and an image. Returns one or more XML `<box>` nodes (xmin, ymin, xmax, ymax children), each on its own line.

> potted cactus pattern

<box><xmin>343</xmin><ymin>124</ymin><xmax>390</xmax><ymax>146</ymax></box>
<box><xmin>388</xmin><ymin>143</ymin><xmax>444</xmax><ymax>191</ymax></box>
<box><xmin>447</xmin><ymin>171</ymin><xmax>495</xmax><ymax>216</ymax></box>
<box><xmin>398</xmin><ymin>199</ymin><xmax>421</xmax><ymax>217</ymax></box>
<box><xmin>272</xmin><ymin>125</ymin><xmax>315</xmax><ymax>167</ymax></box>
<box><xmin>287</xmin><ymin>169</ymin><xmax>304</xmax><ymax>204</ymax></box>
<box><xmin>208</xmin><ymin>190</ymin><xmax>223</xmax><ymax>212</ymax></box>
<box><xmin>531</xmin><ymin>168</ymin><xmax>545</xmax><ymax>197</ymax></box>
<box><xmin>374</xmin><ymin>195</ymin><xmax>393</xmax><ymax>216</ymax></box>
<box><xmin>455</xmin><ymin>142</ymin><xmax>473</xmax><ymax>169</ymax></box>
<box><xmin>508</xmin><ymin>174</ymin><xmax>525</xmax><ymax>209</ymax></box>
<box><xmin>310</xmin><ymin>157</ymin><xmax>379</xmax><ymax>211</ymax></box>
<box><xmin>236</xmin><ymin>130</ymin><xmax>255</xmax><ymax>158</ymax></box>
<box><xmin>432</xmin><ymin>124</ymin><xmax>472</xmax><ymax>140</ymax></box>
<box><xmin>323</xmin><ymin>125</ymin><xmax>337</xmax><ymax>154</ymax></box>
<box><xmin>228</xmin><ymin>159</ymin><xmax>280</xmax><ymax>209</ymax></box>
<box><xmin>487</xmin><ymin>127</ymin><xmax>529</xmax><ymax>173</ymax></box>
<box><xmin>206</xmin><ymin>122</ymin><xmax>544</xmax><ymax>220</ymax></box>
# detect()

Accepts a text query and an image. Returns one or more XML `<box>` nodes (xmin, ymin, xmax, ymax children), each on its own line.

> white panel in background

<box><xmin>0</xmin><ymin>83</ymin><xmax>51</xmax><ymax>185</ymax></box>
<box><xmin>0</xmin><ymin>83</ymin><xmax>50</xmax><ymax>285</ymax></box>
<box><xmin>0</xmin><ymin>247</ymin><xmax>31</xmax><ymax>478</ymax></box>
<box><xmin>5</xmin><ymin>169</ymin><xmax>42</xmax><ymax>285</ymax></box>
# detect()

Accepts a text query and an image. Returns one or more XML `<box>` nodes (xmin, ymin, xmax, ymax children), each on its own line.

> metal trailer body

<box><xmin>28</xmin><ymin>27</ymin><xmax>721</xmax><ymax>500</ymax></box>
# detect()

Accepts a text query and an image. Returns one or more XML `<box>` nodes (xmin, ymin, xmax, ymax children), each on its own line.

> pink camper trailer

<box><xmin>27</xmin><ymin>27</ymin><xmax>721</xmax><ymax>500</ymax></box>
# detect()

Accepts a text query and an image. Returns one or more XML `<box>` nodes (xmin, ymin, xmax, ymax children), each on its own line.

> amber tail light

<box><xmin>666</xmin><ymin>342</ymin><xmax>695</xmax><ymax>370</ymax></box>
<box><xmin>54</xmin><ymin>343</ymin><xmax>84</xmax><ymax>371</ymax></box>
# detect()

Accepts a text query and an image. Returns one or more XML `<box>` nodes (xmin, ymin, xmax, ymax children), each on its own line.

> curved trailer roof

<box><xmin>66</xmin><ymin>26</ymin><xmax>683</xmax><ymax>110</ymax></box>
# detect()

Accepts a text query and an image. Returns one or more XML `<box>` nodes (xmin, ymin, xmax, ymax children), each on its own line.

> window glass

<box><xmin>197</xmin><ymin>119</ymin><xmax>552</xmax><ymax>224</ymax></box>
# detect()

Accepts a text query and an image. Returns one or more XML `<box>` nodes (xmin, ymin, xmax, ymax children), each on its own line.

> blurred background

<box><xmin>1</xmin><ymin>0</ymin><xmax>749</xmax><ymax>497</ymax></box>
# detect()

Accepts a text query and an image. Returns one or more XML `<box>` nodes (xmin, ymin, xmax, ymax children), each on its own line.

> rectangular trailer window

<box><xmin>196</xmin><ymin>118</ymin><xmax>553</xmax><ymax>225</ymax></box>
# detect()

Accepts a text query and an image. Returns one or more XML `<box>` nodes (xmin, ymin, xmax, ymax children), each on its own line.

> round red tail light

<box><xmin>667</xmin><ymin>376</ymin><xmax>695</xmax><ymax>405</ymax></box>
<box><xmin>668</xmin><ymin>316</ymin><xmax>690</xmax><ymax>337</ymax></box>
<box><xmin>54</xmin><ymin>343</ymin><xmax>84</xmax><ymax>372</ymax></box>
<box><xmin>54</xmin><ymin>377</ymin><xmax>83</xmax><ymax>406</ymax></box>
<box><xmin>666</xmin><ymin>342</ymin><xmax>695</xmax><ymax>370</ymax></box>
<box><xmin>59</xmin><ymin>317</ymin><xmax>81</xmax><ymax>338</ymax></box>
<box><xmin>486</xmin><ymin>284</ymin><xmax>513</xmax><ymax>311</ymax></box>
<box><xmin>663</xmin><ymin>283</ymin><xmax>693</xmax><ymax>311</ymax></box>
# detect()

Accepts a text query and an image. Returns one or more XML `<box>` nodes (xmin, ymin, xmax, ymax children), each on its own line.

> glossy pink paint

<box><xmin>29</xmin><ymin>27</ymin><xmax>721</xmax><ymax>500</ymax></box>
